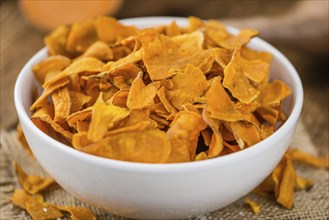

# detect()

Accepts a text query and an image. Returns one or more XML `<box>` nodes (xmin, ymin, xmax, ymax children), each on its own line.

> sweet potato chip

<box><xmin>227</xmin><ymin>121</ymin><xmax>260</xmax><ymax>149</ymax></box>
<box><xmin>26</xmin><ymin>199</ymin><xmax>63</xmax><ymax>220</ymax></box>
<box><xmin>142</xmin><ymin>31</ymin><xmax>208</xmax><ymax>80</ymax></box>
<box><xmin>245</xmin><ymin>198</ymin><xmax>261</xmax><ymax>214</ymax></box>
<box><xmin>66</xmin><ymin>19</ymin><xmax>98</xmax><ymax>55</ymax></box>
<box><xmin>88</xmin><ymin>95</ymin><xmax>129</xmax><ymax>142</ymax></box>
<box><xmin>44</xmin><ymin>25</ymin><xmax>71</xmax><ymax>56</ymax></box>
<box><xmin>127</xmin><ymin>72</ymin><xmax>160</xmax><ymax>109</ymax></box>
<box><xmin>168</xmin><ymin>64</ymin><xmax>209</xmax><ymax>110</ymax></box>
<box><xmin>205</xmin><ymin>76</ymin><xmax>250</xmax><ymax>122</ymax></box>
<box><xmin>287</xmin><ymin>149</ymin><xmax>329</xmax><ymax>169</ymax></box>
<box><xmin>14</xmin><ymin>162</ymin><xmax>55</xmax><ymax>195</ymax></box>
<box><xmin>79</xmin><ymin>40</ymin><xmax>113</xmax><ymax>61</ymax></box>
<box><xmin>167</xmin><ymin>111</ymin><xmax>207</xmax><ymax>162</ymax></box>
<box><xmin>32</xmin><ymin>55</ymin><xmax>71</xmax><ymax>84</ymax></box>
<box><xmin>195</xmin><ymin>152</ymin><xmax>208</xmax><ymax>161</ymax></box>
<box><xmin>52</xmin><ymin>87</ymin><xmax>71</xmax><ymax>122</ymax></box>
<box><xmin>95</xmin><ymin>16</ymin><xmax>137</xmax><ymax>43</ymax></box>
<box><xmin>157</xmin><ymin>86</ymin><xmax>177</xmax><ymax>114</ymax></box>
<box><xmin>223</xmin><ymin>46</ymin><xmax>260</xmax><ymax>104</ymax></box>
<box><xmin>165</xmin><ymin>21</ymin><xmax>181</xmax><ymax>37</ymax></box>
<box><xmin>11</xmin><ymin>189</ymin><xmax>44</xmax><ymax>209</ymax></box>
<box><xmin>82</xmin><ymin>129</ymin><xmax>171</xmax><ymax>163</ymax></box>
<box><xmin>277</xmin><ymin>158</ymin><xmax>295</xmax><ymax>209</ymax></box>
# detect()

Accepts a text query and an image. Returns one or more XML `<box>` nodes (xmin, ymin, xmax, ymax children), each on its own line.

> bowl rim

<box><xmin>14</xmin><ymin>16</ymin><xmax>303</xmax><ymax>173</ymax></box>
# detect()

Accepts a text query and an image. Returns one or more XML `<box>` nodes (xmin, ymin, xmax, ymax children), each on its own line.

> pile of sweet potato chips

<box><xmin>14</xmin><ymin>16</ymin><xmax>329</xmax><ymax>218</ymax></box>
<box><xmin>28</xmin><ymin>16</ymin><xmax>292</xmax><ymax>163</ymax></box>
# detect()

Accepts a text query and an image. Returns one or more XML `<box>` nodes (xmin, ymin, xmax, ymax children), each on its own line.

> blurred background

<box><xmin>1</xmin><ymin>0</ymin><xmax>328</xmax><ymax>155</ymax></box>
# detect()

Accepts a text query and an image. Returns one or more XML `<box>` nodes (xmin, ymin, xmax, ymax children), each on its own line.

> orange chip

<box><xmin>157</xmin><ymin>86</ymin><xmax>177</xmax><ymax>114</ymax></box>
<box><xmin>32</xmin><ymin>104</ymin><xmax>73</xmax><ymax>141</ymax></box>
<box><xmin>44</xmin><ymin>25</ymin><xmax>71</xmax><ymax>56</ymax></box>
<box><xmin>205</xmin><ymin>76</ymin><xmax>250</xmax><ymax>122</ymax></box>
<box><xmin>79</xmin><ymin>41</ymin><xmax>114</xmax><ymax>61</ymax></box>
<box><xmin>26</xmin><ymin>199</ymin><xmax>63</xmax><ymax>220</ymax></box>
<box><xmin>287</xmin><ymin>149</ymin><xmax>329</xmax><ymax>169</ymax></box>
<box><xmin>11</xmin><ymin>189</ymin><xmax>44</xmax><ymax>209</ymax></box>
<box><xmin>227</xmin><ymin>121</ymin><xmax>260</xmax><ymax>149</ymax></box>
<box><xmin>276</xmin><ymin>157</ymin><xmax>295</xmax><ymax>209</ymax></box>
<box><xmin>295</xmin><ymin>175</ymin><xmax>313</xmax><ymax>191</ymax></box>
<box><xmin>188</xmin><ymin>16</ymin><xmax>204</xmax><ymax>32</ymax></box>
<box><xmin>65</xmin><ymin>19</ymin><xmax>98</xmax><ymax>55</ymax></box>
<box><xmin>32</xmin><ymin>55</ymin><xmax>71</xmax><ymax>85</ymax></box>
<box><xmin>82</xmin><ymin>129</ymin><xmax>171</xmax><ymax>163</ymax></box>
<box><xmin>168</xmin><ymin>64</ymin><xmax>209</xmax><ymax>110</ymax></box>
<box><xmin>223</xmin><ymin>46</ymin><xmax>260</xmax><ymax>104</ymax></box>
<box><xmin>127</xmin><ymin>72</ymin><xmax>160</xmax><ymax>109</ymax></box>
<box><xmin>245</xmin><ymin>198</ymin><xmax>261</xmax><ymax>214</ymax></box>
<box><xmin>259</xmin><ymin>80</ymin><xmax>291</xmax><ymax>106</ymax></box>
<box><xmin>195</xmin><ymin>152</ymin><xmax>208</xmax><ymax>161</ymax></box>
<box><xmin>167</xmin><ymin>111</ymin><xmax>207</xmax><ymax>162</ymax></box>
<box><xmin>88</xmin><ymin>94</ymin><xmax>129</xmax><ymax>142</ymax></box>
<box><xmin>202</xmin><ymin>109</ymin><xmax>224</xmax><ymax>158</ymax></box>
<box><xmin>95</xmin><ymin>16</ymin><xmax>137</xmax><ymax>43</ymax></box>
<box><xmin>142</xmin><ymin>31</ymin><xmax>208</xmax><ymax>80</ymax></box>
<box><xmin>165</xmin><ymin>21</ymin><xmax>181</xmax><ymax>37</ymax></box>
<box><xmin>14</xmin><ymin>162</ymin><xmax>55</xmax><ymax>195</ymax></box>
<box><xmin>52</xmin><ymin>87</ymin><xmax>71</xmax><ymax>122</ymax></box>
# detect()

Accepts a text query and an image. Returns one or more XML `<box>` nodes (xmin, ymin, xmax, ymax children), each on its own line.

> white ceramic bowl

<box><xmin>14</xmin><ymin>17</ymin><xmax>303</xmax><ymax>219</ymax></box>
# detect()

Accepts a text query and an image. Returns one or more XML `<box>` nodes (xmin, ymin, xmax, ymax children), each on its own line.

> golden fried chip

<box><xmin>14</xmin><ymin>162</ymin><xmax>55</xmax><ymax>195</ymax></box>
<box><xmin>52</xmin><ymin>87</ymin><xmax>71</xmax><ymax>122</ymax></box>
<box><xmin>260</xmin><ymin>80</ymin><xmax>291</xmax><ymax>105</ymax></box>
<box><xmin>82</xmin><ymin>129</ymin><xmax>171</xmax><ymax>163</ymax></box>
<box><xmin>66</xmin><ymin>19</ymin><xmax>98</xmax><ymax>55</ymax></box>
<box><xmin>95</xmin><ymin>16</ymin><xmax>137</xmax><ymax>43</ymax></box>
<box><xmin>30</xmin><ymin>77</ymin><xmax>69</xmax><ymax>110</ymax></box>
<box><xmin>227</xmin><ymin>121</ymin><xmax>260</xmax><ymax>149</ymax></box>
<box><xmin>11</xmin><ymin>189</ymin><xmax>43</xmax><ymax>209</ymax></box>
<box><xmin>26</xmin><ymin>200</ymin><xmax>63</xmax><ymax>220</ymax></box>
<box><xmin>44</xmin><ymin>25</ymin><xmax>71</xmax><ymax>56</ymax></box>
<box><xmin>32</xmin><ymin>55</ymin><xmax>71</xmax><ymax>84</ymax></box>
<box><xmin>157</xmin><ymin>86</ymin><xmax>177</xmax><ymax>114</ymax></box>
<box><xmin>202</xmin><ymin>109</ymin><xmax>224</xmax><ymax>158</ymax></box>
<box><xmin>57</xmin><ymin>206</ymin><xmax>96</xmax><ymax>220</ymax></box>
<box><xmin>295</xmin><ymin>175</ymin><xmax>313</xmax><ymax>191</ymax></box>
<box><xmin>195</xmin><ymin>152</ymin><xmax>208</xmax><ymax>161</ymax></box>
<box><xmin>223</xmin><ymin>46</ymin><xmax>260</xmax><ymax>103</ymax></box>
<box><xmin>167</xmin><ymin>111</ymin><xmax>207</xmax><ymax>162</ymax></box>
<box><xmin>127</xmin><ymin>72</ymin><xmax>160</xmax><ymax>109</ymax></box>
<box><xmin>32</xmin><ymin>104</ymin><xmax>73</xmax><ymax>141</ymax></box>
<box><xmin>72</xmin><ymin>132</ymin><xmax>93</xmax><ymax>149</ymax></box>
<box><xmin>69</xmin><ymin>91</ymin><xmax>91</xmax><ymax>113</ymax></box>
<box><xmin>142</xmin><ymin>31</ymin><xmax>210</xmax><ymax>80</ymax></box>
<box><xmin>168</xmin><ymin>64</ymin><xmax>209</xmax><ymax>110</ymax></box>
<box><xmin>165</xmin><ymin>21</ymin><xmax>181</xmax><ymax>37</ymax></box>
<box><xmin>241</xmin><ymin>47</ymin><xmax>272</xmax><ymax>63</ymax></box>
<box><xmin>88</xmin><ymin>95</ymin><xmax>129</xmax><ymax>142</ymax></box>
<box><xmin>44</xmin><ymin>57</ymin><xmax>104</xmax><ymax>89</ymax></box>
<box><xmin>211</xmin><ymin>27</ymin><xmax>259</xmax><ymax>49</ymax></box>
<box><xmin>205</xmin><ymin>76</ymin><xmax>250</xmax><ymax>122</ymax></box>
<box><xmin>287</xmin><ymin>149</ymin><xmax>329</xmax><ymax>169</ymax></box>
<box><xmin>188</xmin><ymin>16</ymin><xmax>204</xmax><ymax>32</ymax></box>
<box><xmin>276</xmin><ymin>158</ymin><xmax>295</xmax><ymax>209</ymax></box>
<box><xmin>245</xmin><ymin>198</ymin><xmax>261</xmax><ymax>214</ymax></box>
<box><xmin>79</xmin><ymin>41</ymin><xmax>113</xmax><ymax>61</ymax></box>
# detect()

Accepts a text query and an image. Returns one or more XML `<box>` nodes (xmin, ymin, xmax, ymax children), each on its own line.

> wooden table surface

<box><xmin>1</xmin><ymin>1</ymin><xmax>328</xmax><ymax>155</ymax></box>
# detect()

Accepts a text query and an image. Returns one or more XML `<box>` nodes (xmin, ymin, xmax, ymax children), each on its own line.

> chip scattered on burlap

<box><xmin>1</xmin><ymin>121</ymin><xmax>328</xmax><ymax>219</ymax></box>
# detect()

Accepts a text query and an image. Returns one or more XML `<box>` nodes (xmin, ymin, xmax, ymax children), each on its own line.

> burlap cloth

<box><xmin>0</xmin><ymin>121</ymin><xmax>328</xmax><ymax>220</ymax></box>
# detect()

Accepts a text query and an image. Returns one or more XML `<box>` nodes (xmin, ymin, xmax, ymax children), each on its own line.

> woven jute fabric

<box><xmin>0</xmin><ymin>121</ymin><xmax>328</xmax><ymax>220</ymax></box>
